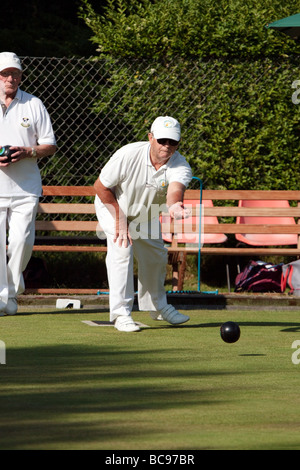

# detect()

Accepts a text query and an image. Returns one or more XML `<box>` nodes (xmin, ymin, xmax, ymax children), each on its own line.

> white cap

<box><xmin>0</xmin><ymin>52</ymin><xmax>22</xmax><ymax>72</ymax></box>
<box><xmin>151</xmin><ymin>116</ymin><xmax>181</xmax><ymax>141</ymax></box>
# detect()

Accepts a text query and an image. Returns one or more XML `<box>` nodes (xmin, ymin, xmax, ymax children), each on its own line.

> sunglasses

<box><xmin>157</xmin><ymin>138</ymin><xmax>179</xmax><ymax>146</ymax></box>
<box><xmin>0</xmin><ymin>71</ymin><xmax>22</xmax><ymax>79</ymax></box>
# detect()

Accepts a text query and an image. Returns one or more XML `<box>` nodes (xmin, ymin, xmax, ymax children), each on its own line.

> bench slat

<box><xmin>25</xmin><ymin>288</ymin><xmax>102</xmax><ymax>294</ymax></box>
<box><xmin>188</xmin><ymin>207</ymin><xmax>300</xmax><ymax>216</ymax></box>
<box><xmin>33</xmin><ymin>245</ymin><xmax>107</xmax><ymax>252</ymax></box>
<box><xmin>38</xmin><ymin>203</ymin><xmax>95</xmax><ymax>214</ymax></box>
<box><xmin>41</xmin><ymin>186</ymin><xmax>300</xmax><ymax>200</ymax></box>
<box><xmin>42</xmin><ymin>186</ymin><xmax>96</xmax><ymax>196</ymax></box>
<box><xmin>167</xmin><ymin>246</ymin><xmax>300</xmax><ymax>254</ymax></box>
<box><xmin>39</xmin><ymin>204</ymin><xmax>300</xmax><ymax>217</ymax></box>
<box><xmin>162</xmin><ymin>223</ymin><xmax>300</xmax><ymax>234</ymax></box>
<box><xmin>185</xmin><ymin>189</ymin><xmax>300</xmax><ymax>200</ymax></box>
<box><xmin>35</xmin><ymin>221</ymin><xmax>98</xmax><ymax>231</ymax></box>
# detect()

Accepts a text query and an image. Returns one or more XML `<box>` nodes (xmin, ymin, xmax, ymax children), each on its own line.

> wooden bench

<box><xmin>24</xmin><ymin>186</ymin><xmax>300</xmax><ymax>294</ymax></box>
<box><xmin>29</xmin><ymin>186</ymin><xmax>103</xmax><ymax>295</ymax></box>
<box><xmin>166</xmin><ymin>189</ymin><xmax>300</xmax><ymax>290</ymax></box>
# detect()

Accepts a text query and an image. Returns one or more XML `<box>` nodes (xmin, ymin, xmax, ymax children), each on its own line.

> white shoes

<box><xmin>150</xmin><ymin>305</ymin><xmax>190</xmax><ymax>325</ymax></box>
<box><xmin>114</xmin><ymin>315</ymin><xmax>140</xmax><ymax>332</ymax></box>
<box><xmin>0</xmin><ymin>298</ymin><xmax>18</xmax><ymax>316</ymax></box>
<box><xmin>112</xmin><ymin>304</ymin><xmax>190</xmax><ymax>332</ymax></box>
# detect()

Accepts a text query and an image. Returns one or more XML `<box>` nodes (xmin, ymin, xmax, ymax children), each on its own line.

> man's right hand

<box><xmin>114</xmin><ymin>215</ymin><xmax>132</xmax><ymax>247</ymax></box>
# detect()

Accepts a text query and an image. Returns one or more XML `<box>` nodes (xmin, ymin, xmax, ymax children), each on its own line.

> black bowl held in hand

<box><xmin>0</xmin><ymin>145</ymin><xmax>14</xmax><ymax>163</ymax></box>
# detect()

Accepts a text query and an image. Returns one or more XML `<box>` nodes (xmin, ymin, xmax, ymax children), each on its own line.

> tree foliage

<box><xmin>79</xmin><ymin>0</ymin><xmax>300</xmax><ymax>190</ymax></box>
<box><xmin>79</xmin><ymin>0</ymin><xmax>300</xmax><ymax>59</ymax></box>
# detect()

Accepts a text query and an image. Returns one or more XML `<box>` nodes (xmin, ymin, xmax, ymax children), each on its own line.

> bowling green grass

<box><xmin>0</xmin><ymin>307</ymin><xmax>300</xmax><ymax>450</ymax></box>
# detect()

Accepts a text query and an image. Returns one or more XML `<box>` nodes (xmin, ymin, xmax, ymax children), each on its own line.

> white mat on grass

<box><xmin>82</xmin><ymin>320</ymin><xmax>150</xmax><ymax>327</ymax></box>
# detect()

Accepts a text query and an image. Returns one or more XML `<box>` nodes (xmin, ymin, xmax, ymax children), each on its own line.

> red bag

<box><xmin>235</xmin><ymin>260</ymin><xmax>283</xmax><ymax>293</ymax></box>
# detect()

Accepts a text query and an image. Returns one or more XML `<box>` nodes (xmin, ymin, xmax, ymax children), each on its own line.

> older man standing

<box><xmin>94</xmin><ymin>116</ymin><xmax>192</xmax><ymax>332</ymax></box>
<box><xmin>0</xmin><ymin>52</ymin><xmax>57</xmax><ymax>315</ymax></box>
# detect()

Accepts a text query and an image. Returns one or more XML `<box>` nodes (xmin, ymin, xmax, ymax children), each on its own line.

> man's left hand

<box><xmin>168</xmin><ymin>201</ymin><xmax>191</xmax><ymax>219</ymax></box>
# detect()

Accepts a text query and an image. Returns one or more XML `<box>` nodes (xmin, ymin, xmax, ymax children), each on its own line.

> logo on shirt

<box><xmin>20</xmin><ymin>117</ymin><xmax>30</xmax><ymax>128</ymax></box>
<box><xmin>158</xmin><ymin>178</ymin><xmax>168</xmax><ymax>191</ymax></box>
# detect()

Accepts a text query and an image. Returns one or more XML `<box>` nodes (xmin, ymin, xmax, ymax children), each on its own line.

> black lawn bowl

<box><xmin>220</xmin><ymin>321</ymin><xmax>241</xmax><ymax>344</ymax></box>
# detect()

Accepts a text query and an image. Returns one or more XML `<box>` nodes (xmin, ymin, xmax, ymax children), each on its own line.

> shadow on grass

<box><xmin>146</xmin><ymin>321</ymin><xmax>300</xmax><ymax>333</ymax></box>
<box><xmin>2</xmin><ymin>310</ymin><xmax>300</xmax><ymax>449</ymax></box>
<box><xmin>18</xmin><ymin>308</ymin><xmax>110</xmax><ymax>315</ymax></box>
<box><xmin>16</xmin><ymin>310</ymin><xmax>300</xmax><ymax>333</ymax></box>
<box><xmin>0</xmin><ymin>341</ymin><xmax>240</xmax><ymax>450</ymax></box>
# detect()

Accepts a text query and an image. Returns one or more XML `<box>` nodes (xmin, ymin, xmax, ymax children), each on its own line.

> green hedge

<box><xmin>79</xmin><ymin>0</ymin><xmax>300</xmax><ymax>190</ymax></box>
<box><xmin>79</xmin><ymin>0</ymin><xmax>300</xmax><ymax>59</ymax></box>
<box><xmin>85</xmin><ymin>56</ymin><xmax>300</xmax><ymax>190</ymax></box>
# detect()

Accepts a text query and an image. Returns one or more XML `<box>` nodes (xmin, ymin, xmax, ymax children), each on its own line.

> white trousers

<box><xmin>105</xmin><ymin>232</ymin><xmax>168</xmax><ymax>321</ymax></box>
<box><xmin>0</xmin><ymin>196</ymin><xmax>39</xmax><ymax>308</ymax></box>
<box><xmin>95</xmin><ymin>203</ymin><xmax>168</xmax><ymax>321</ymax></box>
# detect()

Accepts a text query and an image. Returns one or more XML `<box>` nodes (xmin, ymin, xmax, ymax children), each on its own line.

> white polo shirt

<box><xmin>96</xmin><ymin>141</ymin><xmax>192</xmax><ymax>224</ymax></box>
<box><xmin>0</xmin><ymin>88</ymin><xmax>56</xmax><ymax>197</ymax></box>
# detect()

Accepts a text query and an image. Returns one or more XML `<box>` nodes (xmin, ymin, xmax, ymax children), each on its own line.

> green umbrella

<box><xmin>266</xmin><ymin>12</ymin><xmax>300</xmax><ymax>40</ymax></box>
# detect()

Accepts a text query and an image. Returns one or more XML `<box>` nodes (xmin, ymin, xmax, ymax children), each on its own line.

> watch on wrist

<box><xmin>31</xmin><ymin>147</ymin><xmax>37</xmax><ymax>158</ymax></box>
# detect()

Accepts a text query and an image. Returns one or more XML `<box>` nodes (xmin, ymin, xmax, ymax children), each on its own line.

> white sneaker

<box><xmin>114</xmin><ymin>316</ymin><xmax>141</xmax><ymax>332</ymax></box>
<box><xmin>157</xmin><ymin>305</ymin><xmax>190</xmax><ymax>325</ymax></box>
<box><xmin>5</xmin><ymin>298</ymin><xmax>18</xmax><ymax>316</ymax></box>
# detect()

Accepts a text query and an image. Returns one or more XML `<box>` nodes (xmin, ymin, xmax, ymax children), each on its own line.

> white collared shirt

<box><xmin>97</xmin><ymin>141</ymin><xmax>192</xmax><ymax>222</ymax></box>
<box><xmin>0</xmin><ymin>88</ymin><xmax>56</xmax><ymax>197</ymax></box>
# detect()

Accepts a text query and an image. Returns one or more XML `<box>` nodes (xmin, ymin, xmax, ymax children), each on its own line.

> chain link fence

<box><xmin>20</xmin><ymin>55</ymin><xmax>300</xmax><ymax>193</ymax></box>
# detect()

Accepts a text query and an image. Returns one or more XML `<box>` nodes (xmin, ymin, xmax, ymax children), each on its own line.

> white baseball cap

<box><xmin>0</xmin><ymin>52</ymin><xmax>22</xmax><ymax>72</ymax></box>
<box><xmin>151</xmin><ymin>116</ymin><xmax>181</xmax><ymax>141</ymax></box>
